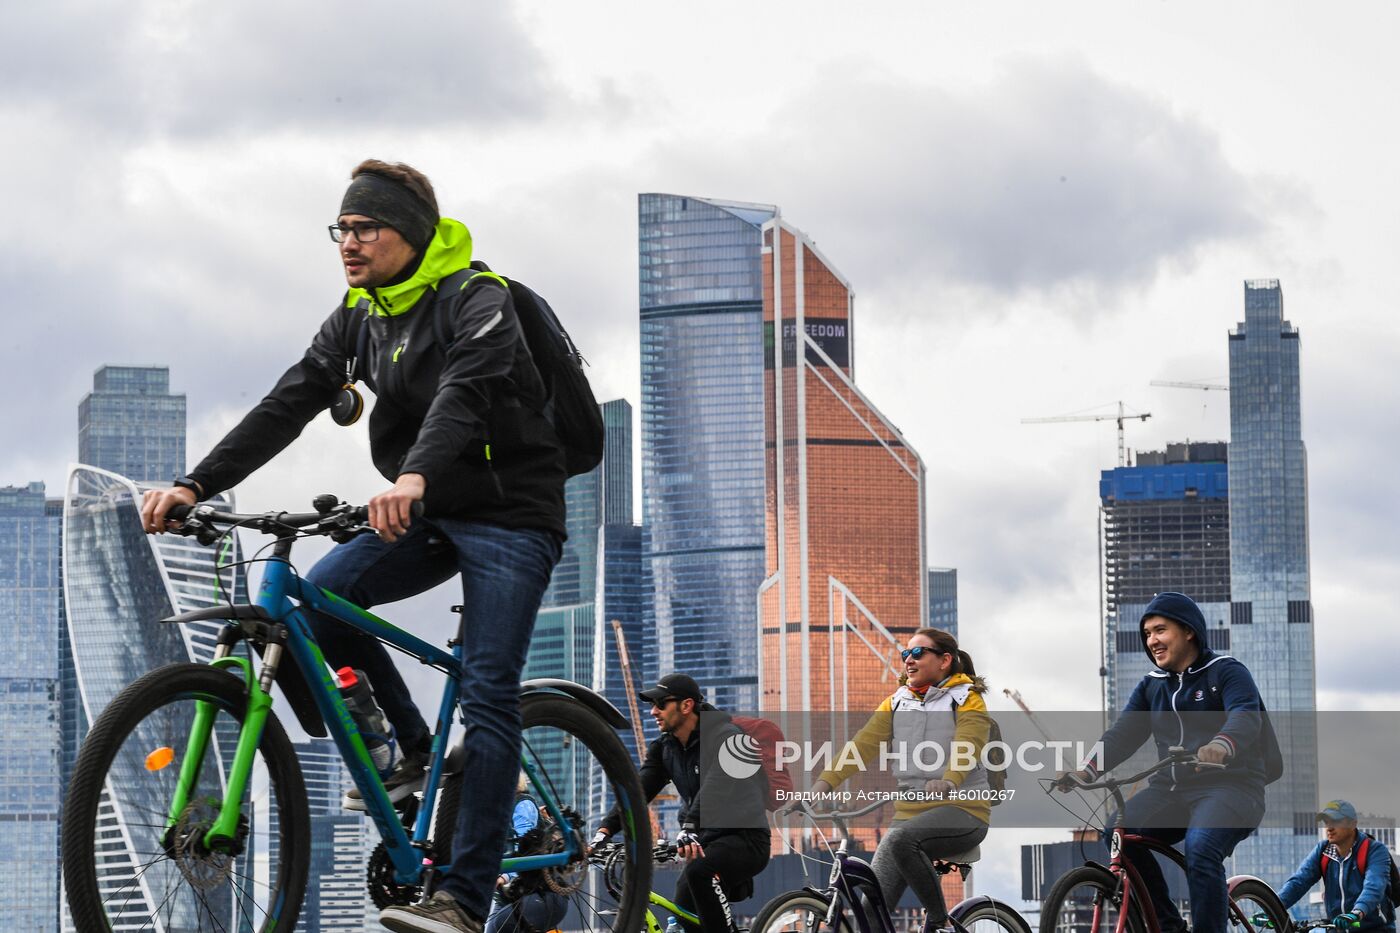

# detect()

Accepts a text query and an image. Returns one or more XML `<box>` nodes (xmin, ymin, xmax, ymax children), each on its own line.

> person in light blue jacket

<box><xmin>1276</xmin><ymin>800</ymin><xmax>1396</xmax><ymax>932</ymax></box>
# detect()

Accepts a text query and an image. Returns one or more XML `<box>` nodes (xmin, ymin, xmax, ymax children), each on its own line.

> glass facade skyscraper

<box><xmin>0</xmin><ymin>482</ymin><xmax>63</xmax><ymax>931</ymax></box>
<box><xmin>758</xmin><ymin>216</ymin><xmax>926</xmax><ymax>714</ymax></box>
<box><xmin>1225</xmin><ymin>279</ymin><xmax>1317</xmax><ymax>886</ymax></box>
<box><xmin>288</xmin><ymin>739</ymin><xmax>372</xmax><ymax>932</ymax></box>
<box><xmin>640</xmin><ymin>193</ymin><xmax>776</xmax><ymax>712</ymax></box>
<box><xmin>927</xmin><ymin>568</ymin><xmax>958</xmax><ymax>639</ymax></box>
<box><xmin>77</xmin><ymin>366</ymin><xmax>187</xmax><ymax>484</ymax></box>
<box><xmin>61</xmin><ymin>465</ymin><xmax>247</xmax><ymax>931</ymax></box>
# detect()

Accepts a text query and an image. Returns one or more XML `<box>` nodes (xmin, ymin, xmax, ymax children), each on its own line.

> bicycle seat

<box><xmin>937</xmin><ymin>845</ymin><xmax>981</xmax><ymax>865</ymax></box>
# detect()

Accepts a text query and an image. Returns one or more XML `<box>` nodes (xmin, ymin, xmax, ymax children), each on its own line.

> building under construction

<box><xmin>1100</xmin><ymin>441</ymin><xmax>1232</xmax><ymax>710</ymax></box>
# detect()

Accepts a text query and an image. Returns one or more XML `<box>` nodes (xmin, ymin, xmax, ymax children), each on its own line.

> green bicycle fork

<box><xmin>163</xmin><ymin>656</ymin><xmax>273</xmax><ymax>852</ymax></box>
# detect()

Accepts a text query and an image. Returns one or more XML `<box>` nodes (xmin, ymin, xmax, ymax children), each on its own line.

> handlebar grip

<box><xmin>166</xmin><ymin>503</ymin><xmax>194</xmax><ymax>522</ymax></box>
<box><xmin>348</xmin><ymin>501</ymin><xmax>426</xmax><ymax>523</ymax></box>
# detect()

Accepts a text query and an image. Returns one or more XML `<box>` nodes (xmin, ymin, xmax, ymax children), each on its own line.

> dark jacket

<box><xmin>188</xmin><ymin>219</ymin><xmax>567</xmax><ymax>537</ymax></box>
<box><xmin>1096</xmin><ymin>592</ymin><xmax>1276</xmax><ymax>791</ymax></box>
<box><xmin>1277</xmin><ymin>834</ymin><xmax>1396</xmax><ymax>931</ymax></box>
<box><xmin>602</xmin><ymin>707</ymin><xmax>769</xmax><ymax>847</ymax></box>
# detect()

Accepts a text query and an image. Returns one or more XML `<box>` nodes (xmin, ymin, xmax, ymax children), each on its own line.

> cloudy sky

<box><xmin>6</xmin><ymin>0</ymin><xmax>1398</xmax><ymax>898</ymax></box>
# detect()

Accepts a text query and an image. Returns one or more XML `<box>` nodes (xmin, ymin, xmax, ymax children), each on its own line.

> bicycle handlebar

<box><xmin>165</xmin><ymin>497</ymin><xmax>423</xmax><ymax>545</ymax></box>
<box><xmin>1052</xmin><ymin>748</ymin><xmax>1226</xmax><ymax>793</ymax></box>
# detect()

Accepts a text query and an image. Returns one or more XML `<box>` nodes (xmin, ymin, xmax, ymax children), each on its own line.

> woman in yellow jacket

<box><xmin>807</xmin><ymin>628</ymin><xmax>991</xmax><ymax>933</ymax></box>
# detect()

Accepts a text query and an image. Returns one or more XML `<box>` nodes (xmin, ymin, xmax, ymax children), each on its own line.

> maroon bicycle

<box><xmin>1038</xmin><ymin>748</ymin><xmax>1290</xmax><ymax>933</ymax></box>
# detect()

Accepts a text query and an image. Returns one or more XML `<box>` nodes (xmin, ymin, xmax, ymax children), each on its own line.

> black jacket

<box><xmin>188</xmin><ymin>221</ymin><xmax>567</xmax><ymax>537</ymax></box>
<box><xmin>602</xmin><ymin>709</ymin><xmax>769</xmax><ymax>846</ymax></box>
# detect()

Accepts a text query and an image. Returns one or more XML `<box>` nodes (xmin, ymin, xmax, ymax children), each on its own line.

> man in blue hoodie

<box><xmin>1276</xmin><ymin>800</ymin><xmax>1396</xmax><ymax>932</ymax></box>
<box><xmin>1066</xmin><ymin>592</ymin><xmax>1280</xmax><ymax>933</ymax></box>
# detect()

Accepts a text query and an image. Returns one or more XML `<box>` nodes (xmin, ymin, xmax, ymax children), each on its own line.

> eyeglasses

<box><xmin>900</xmin><ymin>646</ymin><xmax>948</xmax><ymax>662</ymax></box>
<box><xmin>328</xmin><ymin>222</ymin><xmax>385</xmax><ymax>244</ymax></box>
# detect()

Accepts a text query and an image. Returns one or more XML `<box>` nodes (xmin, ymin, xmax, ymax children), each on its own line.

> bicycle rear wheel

<box><xmin>1228</xmin><ymin>878</ymin><xmax>1290</xmax><ymax>933</ymax></box>
<box><xmin>953</xmin><ymin>896</ymin><xmax>1034</xmax><ymax>933</ymax></box>
<box><xmin>421</xmin><ymin>692</ymin><xmax>651</xmax><ymax>933</ymax></box>
<box><xmin>62</xmin><ymin>663</ymin><xmax>309</xmax><ymax>933</ymax></box>
<box><xmin>1039</xmin><ymin>865</ymin><xmax>1146</xmax><ymax>933</ymax></box>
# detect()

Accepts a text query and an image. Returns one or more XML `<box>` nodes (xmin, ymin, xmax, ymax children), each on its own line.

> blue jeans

<box><xmin>304</xmin><ymin>518</ymin><xmax>561</xmax><ymax>918</ymax></box>
<box><xmin>1114</xmin><ymin>782</ymin><xmax>1264</xmax><ymax>933</ymax></box>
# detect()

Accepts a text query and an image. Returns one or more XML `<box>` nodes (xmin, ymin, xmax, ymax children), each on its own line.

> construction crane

<box><xmin>610</xmin><ymin>620</ymin><xmax>664</xmax><ymax>839</ymax></box>
<box><xmin>1022</xmin><ymin>401</ymin><xmax>1151</xmax><ymax>467</ymax></box>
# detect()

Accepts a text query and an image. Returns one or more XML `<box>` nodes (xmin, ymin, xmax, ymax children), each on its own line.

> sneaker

<box><xmin>344</xmin><ymin>746</ymin><xmax>430</xmax><ymax>812</ymax></box>
<box><xmin>380</xmin><ymin>891</ymin><xmax>483</xmax><ymax>933</ymax></box>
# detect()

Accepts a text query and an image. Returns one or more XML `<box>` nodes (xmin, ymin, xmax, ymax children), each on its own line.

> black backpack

<box><xmin>354</xmin><ymin>262</ymin><xmax>605</xmax><ymax>477</ymax></box>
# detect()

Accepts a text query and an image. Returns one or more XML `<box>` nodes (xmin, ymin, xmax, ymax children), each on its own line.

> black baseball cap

<box><xmin>638</xmin><ymin>673</ymin><xmax>704</xmax><ymax>706</ymax></box>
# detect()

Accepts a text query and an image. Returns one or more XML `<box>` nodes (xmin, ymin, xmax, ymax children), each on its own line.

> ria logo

<box><xmin>718</xmin><ymin>732</ymin><xmax>764</xmax><ymax>779</ymax></box>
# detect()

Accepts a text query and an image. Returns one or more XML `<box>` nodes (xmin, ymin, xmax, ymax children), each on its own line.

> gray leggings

<box><xmin>870</xmin><ymin>806</ymin><xmax>988</xmax><ymax>923</ymax></box>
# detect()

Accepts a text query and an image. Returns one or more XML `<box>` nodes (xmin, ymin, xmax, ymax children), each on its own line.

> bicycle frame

<box><xmin>645</xmin><ymin>891</ymin><xmax>700</xmax><ymax>933</ymax></box>
<box><xmin>1105</xmin><ymin>827</ymin><xmax>1187</xmax><ymax>933</ymax></box>
<box><xmin>821</xmin><ymin>842</ymin><xmax>899</xmax><ymax>933</ymax></box>
<box><xmin>167</xmin><ymin>549</ymin><xmax>581</xmax><ymax>886</ymax></box>
<box><xmin>1104</xmin><ymin>827</ymin><xmax>1273</xmax><ymax>933</ymax></box>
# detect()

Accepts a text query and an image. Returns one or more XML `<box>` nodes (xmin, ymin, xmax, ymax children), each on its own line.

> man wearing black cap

<box><xmin>1060</xmin><ymin>592</ymin><xmax>1281</xmax><ymax>933</ymax></box>
<box><xmin>140</xmin><ymin>160</ymin><xmax>567</xmax><ymax>933</ymax></box>
<box><xmin>594</xmin><ymin>673</ymin><xmax>771</xmax><ymax>933</ymax></box>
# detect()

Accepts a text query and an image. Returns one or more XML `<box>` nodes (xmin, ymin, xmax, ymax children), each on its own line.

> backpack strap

<box><xmin>1358</xmin><ymin>835</ymin><xmax>1371</xmax><ymax>875</ymax></box>
<box><xmin>432</xmin><ymin>262</ymin><xmax>509</xmax><ymax>352</ymax></box>
<box><xmin>350</xmin><ymin>297</ymin><xmax>372</xmax><ymax>384</ymax></box>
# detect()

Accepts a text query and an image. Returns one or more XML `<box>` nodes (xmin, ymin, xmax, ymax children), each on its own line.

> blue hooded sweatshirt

<box><xmin>1277</xmin><ymin>833</ymin><xmax>1396</xmax><ymax>931</ymax></box>
<box><xmin>1095</xmin><ymin>592</ymin><xmax>1276</xmax><ymax>791</ymax></box>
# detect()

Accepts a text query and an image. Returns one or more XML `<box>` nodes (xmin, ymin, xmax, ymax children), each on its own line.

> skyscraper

<box><xmin>77</xmin><ymin>366</ymin><xmax>187</xmax><ymax>483</ymax></box>
<box><xmin>527</xmin><ymin>399</ymin><xmax>635</xmax><ymax>686</ymax></box>
<box><xmin>61</xmin><ymin>465</ymin><xmax>248</xmax><ymax>930</ymax></box>
<box><xmin>757</xmin><ymin>215</ymin><xmax>926</xmax><ymax>713</ymax></box>
<box><xmin>1100</xmin><ymin>441</ymin><xmax>1231</xmax><ymax>712</ymax></box>
<box><xmin>524</xmin><ymin>399</ymin><xmax>642</xmax><ymax>815</ymax></box>
<box><xmin>289</xmin><ymin>739</ymin><xmax>372</xmax><ymax>932</ymax></box>
<box><xmin>927</xmin><ymin>568</ymin><xmax>959</xmax><ymax>639</ymax></box>
<box><xmin>0</xmin><ymin>482</ymin><xmax>63</xmax><ymax>931</ymax></box>
<box><xmin>640</xmin><ymin>194</ymin><xmax>776</xmax><ymax>712</ymax></box>
<box><xmin>1225</xmin><ymin>279</ymin><xmax>1317</xmax><ymax>884</ymax></box>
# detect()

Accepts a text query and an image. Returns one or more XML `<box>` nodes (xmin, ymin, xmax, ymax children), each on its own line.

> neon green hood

<box><xmin>344</xmin><ymin>217</ymin><xmax>473</xmax><ymax>317</ymax></box>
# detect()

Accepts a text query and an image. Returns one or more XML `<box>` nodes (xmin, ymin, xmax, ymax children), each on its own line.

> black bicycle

<box><xmin>754</xmin><ymin>799</ymin><xmax>1032</xmax><ymax>933</ymax></box>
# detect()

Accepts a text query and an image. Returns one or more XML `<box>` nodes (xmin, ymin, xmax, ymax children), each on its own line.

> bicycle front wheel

<box><xmin>62</xmin><ymin>663</ymin><xmax>310</xmax><ymax>933</ymax></box>
<box><xmin>1229</xmin><ymin>877</ymin><xmax>1290</xmax><ymax>933</ymax></box>
<box><xmin>953</xmin><ymin>896</ymin><xmax>1034</xmax><ymax>933</ymax></box>
<box><xmin>751</xmin><ymin>891</ymin><xmax>854</xmax><ymax>933</ymax></box>
<box><xmin>1039</xmin><ymin>865</ymin><xmax>1146</xmax><ymax>933</ymax></box>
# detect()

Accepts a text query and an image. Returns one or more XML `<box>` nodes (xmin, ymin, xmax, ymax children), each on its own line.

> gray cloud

<box><xmin>0</xmin><ymin>0</ymin><xmax>555</xmax><ymax>137</ymax></box>
<box><xmin>647</xmin><ymin>58</ymin><xmax>1285</xmax><ymax>306</ymax></box>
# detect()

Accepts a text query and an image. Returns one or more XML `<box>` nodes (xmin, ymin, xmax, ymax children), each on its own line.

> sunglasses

<box><xmin>650</xmin><ymin>696</ymin><xmax>680</xmax><ymax>709</ymax></box>
<box><xmin>900</xmin><ymin>646</ymin><xmax>948</xmax><ymax>662</ymax></box>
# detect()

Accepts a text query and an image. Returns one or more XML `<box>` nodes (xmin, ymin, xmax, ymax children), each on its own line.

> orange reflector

<box><xmin>145</xmin><ymin>747</ymin><xmax>175</xmax><ymax>771</ymax></box>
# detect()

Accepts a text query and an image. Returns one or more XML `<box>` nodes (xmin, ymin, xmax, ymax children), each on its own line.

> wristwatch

<box><xmin>172</xmin><ymin>475</ymin><xmax>205</xmax><ymax>499</ymax></box>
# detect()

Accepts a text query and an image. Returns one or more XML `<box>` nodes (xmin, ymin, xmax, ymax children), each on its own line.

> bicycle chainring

<box><xmin>367</xmin><ymin>843</ymin><xmax>421</xmax><ymax>910</ymax></box>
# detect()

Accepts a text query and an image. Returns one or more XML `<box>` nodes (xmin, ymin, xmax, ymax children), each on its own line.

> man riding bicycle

<box><xmin>141</xmin><ymin>160</ymin><xmax>566</xmax><ymax>933</ymax></box>
<box><xmin>1060</xmin><ymin>592</ymin><xmax>1280</xmax><ymax>933</ymax></box>
<box><xmin>1276</xmin><ymin>799</ymin><xmax>1396</xmax><ymax>932</ymax></box>
<box><xmin>593</xmin><ymin>673</ymin><xmax>770</xmax><ymax>933</ymax></box>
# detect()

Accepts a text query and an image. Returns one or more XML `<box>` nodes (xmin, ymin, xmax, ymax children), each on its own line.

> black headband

<box><xmin>340</xmin><ymin>172</ymin><xmax>437</xmax><ymax>251</ymax></box>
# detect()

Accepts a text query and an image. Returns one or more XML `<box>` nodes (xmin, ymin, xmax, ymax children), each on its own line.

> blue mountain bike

<box><xmin>61</xmin><ymin>496</ymin><xmax>651</xmax><ymax>933</ymax></box>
